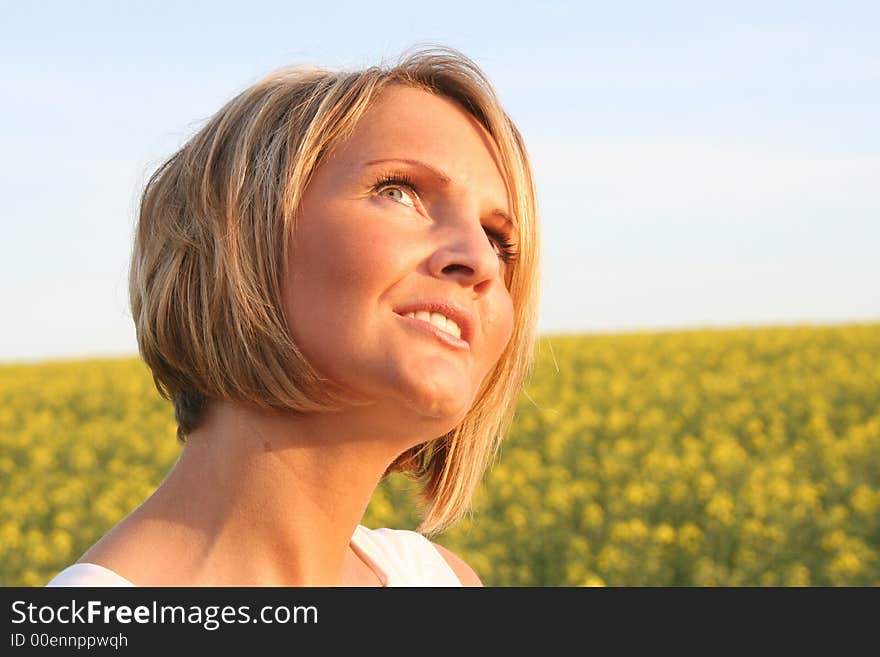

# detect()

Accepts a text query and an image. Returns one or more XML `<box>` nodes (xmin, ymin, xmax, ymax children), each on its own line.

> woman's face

<box><xmin>282</xmin><ymin>84</ymin><xmax>517</xmax><ymax>427</ymax></box>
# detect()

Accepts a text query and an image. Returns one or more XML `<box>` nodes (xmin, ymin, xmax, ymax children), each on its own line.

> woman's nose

<box><xmin>427</xmin><ymin>208</ymin><xmax>502</xmax><ymax>289</ymax></box>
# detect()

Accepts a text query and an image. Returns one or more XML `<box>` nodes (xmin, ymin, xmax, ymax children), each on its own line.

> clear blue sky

<box><xmin>2</xmin><ymin>1</ymin><xmax>878</xmax><ymax>362</ymax></box>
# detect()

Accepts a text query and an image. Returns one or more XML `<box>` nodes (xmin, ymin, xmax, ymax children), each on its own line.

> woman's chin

<box><xmin>401</xmin><ymin>378</ymin><xmax>473</xmax><ymax>423</ymax></box>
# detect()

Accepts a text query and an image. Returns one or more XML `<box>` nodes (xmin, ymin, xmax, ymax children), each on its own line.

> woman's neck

<box><xmin>99</xmin><ymin>399</ymin><xmax>426</xmax><ymax>586</ymax></box>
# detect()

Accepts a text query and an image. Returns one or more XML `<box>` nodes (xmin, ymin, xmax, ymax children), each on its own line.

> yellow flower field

<box><xmin>1</xmin><ymin>322</ymin><xmax>878</xmax><ymax>586</ymax></box>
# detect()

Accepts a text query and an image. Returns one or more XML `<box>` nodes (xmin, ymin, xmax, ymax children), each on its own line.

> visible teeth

<box><xmin>429</xmin><ymin>312</ymin><xmax>448</xmax><ymax>332</ymax></box>
<box><xmin>404</xmin><ymin>310</ymin><xmax>462</xmax><ymax>340</ymax></box>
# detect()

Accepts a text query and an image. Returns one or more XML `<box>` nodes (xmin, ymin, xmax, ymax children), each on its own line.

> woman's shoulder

<box><xmin>429</xmin><ymin>542</ymin><xmax>483</xmax><ymax>586</ymax></box>
<box><xmin>45</xmin><ymin>527</ymin><xmax>481</xmax><ymax>587</ymax></box>
<box><xmin>354</xmin><ymin>525</ymin><xmax>481</xmax><ymax>586</ymax></box>
<box><xmin>45</xmin><ymin>563</ymin><xmax>135</xmax><ymax>587</ymax></box>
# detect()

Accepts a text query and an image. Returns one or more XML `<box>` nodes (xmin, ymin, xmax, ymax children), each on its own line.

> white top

<box><xmin>45</xmin><ymin>524</ymin><xmax>462</xmax><ymax>587</ymax></box>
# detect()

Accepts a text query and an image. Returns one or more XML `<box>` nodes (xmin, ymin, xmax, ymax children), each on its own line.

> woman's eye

<box><xmin>379</xmin><ymin>186</ymin><xmax>416</xmax><ymax>208</ymax></box>
<box><xmin>372</xmin><ymin>174</ymin><xmax>518</xmax><ymax>265</ymax></box>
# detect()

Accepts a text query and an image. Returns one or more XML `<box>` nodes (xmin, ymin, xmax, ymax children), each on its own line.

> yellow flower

<box><xmin>653</xmin><ymin>524</ymin><xmax>676</xmax><ymax>546</ymax></box>
<box><xmin>785</xmin><ymin>564</ymin><xmax>811</xmax><ymax>587</ymax></box>
<box><xmin>580</xmin><ymin>575</ymin><xmax>606</xmax><ymax>587</ymax></box>
<box><xmin>828</xmin><ymin>553</ymin><xmax>862</xmax><ymax>580</ymax></box>
<box><xmin>706</xmin><ymin>492</ymin><xmax>736</xmax><ymax>526</ymax></box>
<box><xmin>696</xmin><ymin>472</ymin><xmax>716</xmax><ymax>500</ymax></box>
<box><xmin>610</xmin><ymin>519</ymin><xmax>649</xmax><ymax>543</ymax></box>
<box><xmin>851</xmin><ymin>484</ymin><xmax>880</xmax><ymax>516</ymax></box>
<box><xmin>581</xmin><ymin>503</ymin><xmax>604</xmax><ymax>529</ymax></box>
<box><xmin>678</xmin><ymin>523</ymin><xmax>703</xmax><ymax>553</ymax></box>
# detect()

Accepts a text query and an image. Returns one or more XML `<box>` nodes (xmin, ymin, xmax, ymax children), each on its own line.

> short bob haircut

<box><xmin>129</xmin><ymin>45</ymin><xmax>541</xmax><ymax>535</ymax></box>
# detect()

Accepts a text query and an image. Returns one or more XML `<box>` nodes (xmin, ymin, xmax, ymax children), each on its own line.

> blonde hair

<box><xmin>129</xmin><ymin>45</ymin><xmax>541</xmax><ymax>535</ymax></box>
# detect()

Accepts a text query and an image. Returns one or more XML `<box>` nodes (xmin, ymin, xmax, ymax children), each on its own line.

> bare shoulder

<box><xmin>431</xmin><ymin>542</ymin><xmax>483</xmax><ymax>587</ymax></box>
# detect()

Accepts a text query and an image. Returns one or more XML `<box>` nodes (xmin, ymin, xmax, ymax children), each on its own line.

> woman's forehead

<box><xmin>353</xmin><ymin>85</ymin><xmax>499</xmax><ymax>155</ymax></box>
<box><xmin>330</xmin><ymin>86</ymin><xmax>511</xmax><ymax>205</ymax></box>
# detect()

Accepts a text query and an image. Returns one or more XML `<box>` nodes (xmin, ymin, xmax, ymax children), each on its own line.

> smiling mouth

<box><xmin>395</xmin><ymin>312</ymin><xmax>470</xmax><ymax>351</ymax></box>
<box><xmin>400</xmin><ymin>310</ymin><xmax>462</xmax><ymax>339</ymax></box>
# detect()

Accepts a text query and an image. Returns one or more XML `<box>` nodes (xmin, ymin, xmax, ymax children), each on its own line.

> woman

<box><xmin>47</xmin><ymin>46</ymin><xmax>541</xmax><ymax>587</ymax></box>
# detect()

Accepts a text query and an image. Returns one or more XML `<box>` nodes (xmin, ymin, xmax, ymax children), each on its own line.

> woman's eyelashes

<box><xmin>371</xmin><ymin>173</ymin><xmax>418</xmax><ymax>209</ymax></box>
<box><xmin>486</xmin><ymin>229</ymin><xmax>519</xmax><ymax>264</ymax></box>
<box><xmin>370</xmin><ymin>172</ymin><xmax>519</xmax><ymax>264</ymax></box>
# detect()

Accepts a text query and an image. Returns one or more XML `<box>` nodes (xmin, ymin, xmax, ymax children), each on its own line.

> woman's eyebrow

<box><xmin>363</xmin><ymin>157</ymin><xmax>516</xmax><ymax>228</ymax></box>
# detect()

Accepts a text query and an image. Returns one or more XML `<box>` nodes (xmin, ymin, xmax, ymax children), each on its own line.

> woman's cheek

<box><xmin>488</xmin><ymin>294</ymin><xmax>516</xmax><ymax>359</ymax></box>
<box><xmin>355</xmin><ymin>228</ymin><xmax>415</xmax><ymax>280</ymax></box>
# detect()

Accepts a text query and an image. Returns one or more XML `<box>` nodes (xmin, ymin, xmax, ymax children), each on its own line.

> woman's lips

<box><xmin>395</xmin><ymin>313</ymin><xmax>471</xmax><ymax>351</ymax></box>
